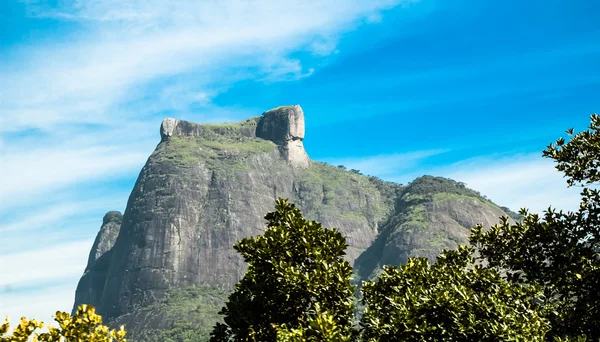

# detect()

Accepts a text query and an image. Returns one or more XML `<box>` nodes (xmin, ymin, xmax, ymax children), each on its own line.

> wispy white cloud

<box><xmin>0</xmin><ymin>240</ymin><xmax>92</xmax><ymax>288</ymax></box>
<box><xmin>0</xmin><ymin>281</ymin><xmax>80</xmax><ymax>328</ymax></box>
<box><xmin>0</xmin><ymin>238</ymin><xmax>94</xmax><ymax>328</ymax></box>
<box><xmin>439</xmin><ymin>154</ymin><xmax>581</xmax><ymax>214</ymax></box>
<box><xmin>321</xmin><ymin>149</ymin><xmax>449</xmax><ymax>177</ymax></box>
<box><xmin>3</xmin><ymin>0</ymin><xmax>404</xmax><ymax>133</ymax></box>
<box><xmin>0</xmin><ymin>144</ymin><xmax>148</xmax><ymax>207</ymax></box>
<box><xmin>327</xmin><ymin>150</ymin><xmax>581</xmax><ymax>214</ymax></box>
<box><xmin>0</xmin><ymin>203</ymin><xmax>81</xmax><ymax>234</ymax></box>
<box><xmin>0</xmin><ymin>192</ymin><xmax>127</xmax><ymax>235</ymax></box>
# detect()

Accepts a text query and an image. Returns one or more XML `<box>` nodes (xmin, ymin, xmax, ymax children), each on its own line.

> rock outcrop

<box><xmin>255</xmin><ymin>105</ymin><xmax>309</xmax><ymax>168</ymax></box>
<box><xmin>71</xmin><ymin>211</ymin><xmax>122</xmax><ymax>314</ymax></box>
<box><xmin>255</xmin><ymin>105</ymin><xmax>305</xmax><ymax>143</ymax></box>
<box><xmin>72</xmin><ymin>105</ymin><xmax>514</xmax><ymax>341</ymax></box>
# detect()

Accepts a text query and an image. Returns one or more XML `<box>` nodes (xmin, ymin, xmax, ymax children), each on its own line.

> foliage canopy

<box><xmin>359</xmin><ymin>246</ymin><xmax>549</xmax><ymax>341</ymax></box>
<box><xmin>210</xmin><ymin>198</ymin><xmax>355</xmax><ymax>341</ymax></box>
<box><xmin>1</xmin><ymin>305</ymin><xmax>126</xmax><ymax>342</ymax></box>
<box><xmin>470</xmin><ymin>114</ymin><xmax>600</xmax><ymax>340</ymax></box>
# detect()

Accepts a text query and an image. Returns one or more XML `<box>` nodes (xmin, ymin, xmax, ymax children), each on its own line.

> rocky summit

<box><xmin>72</xmin><ymin>105</ymin><xmax>514</xmax><ymax>341</ymax></box>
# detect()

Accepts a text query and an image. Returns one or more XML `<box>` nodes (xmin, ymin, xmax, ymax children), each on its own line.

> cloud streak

<box><xmin>0</xmin><ymin>240</ymin><xmax>92</xmax><ymax>288</ymax></box>
<box><xmin>1</xmin><ymin>282</ymin><xmax>80</xmax><ymax>330</ymax></box>
<box><xmin>322</xmin><ymin>149</ymin><xmax>449</xmax><ymax>178</ymax></box>
<box><xmin>440</xmin><ymin>154</ymin><xmax>581</xmax><ymax>214</ymax></box>
<box><xmin>323</xmin><ymin>150</ymin><xmax>581</xmax><ymax>214</ymax></box>
<box><xmin>0</xmin><ymin>144</ymin><xmax>148</xmax><ymax>207</ymax></box>
<box><xmin>3</xmin><ymin>0</ymin><xmax>404</xmax><ymax>132</ymax></box>
<box><xmin>2</xmin><ymin>0</ymin><xmax>408</xmax><ymax>201</ymax></box>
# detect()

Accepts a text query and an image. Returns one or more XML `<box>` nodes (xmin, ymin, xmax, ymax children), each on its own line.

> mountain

<box><xmin>72</xmin><ymin>105</ymin><xmax>513</xmax><ymax>341</ymax></box>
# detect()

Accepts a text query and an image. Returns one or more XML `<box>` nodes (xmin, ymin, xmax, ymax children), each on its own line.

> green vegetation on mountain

<box><xmin>151</xmin><ymin>118</ymin><xmax>277</xmax><ymax>169</ymax></box>
<box><xmin>353</xmin><ymin>175</ymin><xmax>510</xmax><ymax>283</ymax></box>
<box><xmin>402</xmin><ymin>175</ymin><xmax>485</xmax><ymax>199</ymax></box>
<box><xmin>293</xmin><ymin>161</ymin><xmax>399</xmax><ymax>231</ymax></box>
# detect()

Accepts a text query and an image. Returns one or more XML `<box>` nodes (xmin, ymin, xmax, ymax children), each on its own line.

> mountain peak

<box><xmin>159</xmin><ymin>104</ymin><xmax>309</xmax><ymax>168</ymax></box>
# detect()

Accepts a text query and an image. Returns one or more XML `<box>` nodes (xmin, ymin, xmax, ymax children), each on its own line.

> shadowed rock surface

<box><xmin>72</xmin><ymin>105</ymin><xmax>515</xmax><ymax>341</ymax></box>
<box><xmin>71</xmin><ymin>211</ymin><xmax>122</xmax><ymax>315</ymax></box>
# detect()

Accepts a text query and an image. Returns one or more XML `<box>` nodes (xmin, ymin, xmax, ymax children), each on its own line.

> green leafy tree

<box><xmin>359</xmin><ymin>246</ymin><xmax>549</xmax><ymax>341</ymax></box>
<box><xmin>1</xmin><ymin>304</ymin><xmax>126</xmax><ymax>342</ymax></box>
<box><xmin>470</xmin><ymin>114</ymin><xmax>600</xmax><ymax>340</ymax></box>
<box><xmin>210</xmin><ymin>198</ymin><xmax>355</xmax><ymax>342</ymax></box>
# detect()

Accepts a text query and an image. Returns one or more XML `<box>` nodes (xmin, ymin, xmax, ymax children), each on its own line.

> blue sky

<box><xmin>1</xmin><ymin>0</ymin><xmax>599</xmax><ymax>328</ymax></box>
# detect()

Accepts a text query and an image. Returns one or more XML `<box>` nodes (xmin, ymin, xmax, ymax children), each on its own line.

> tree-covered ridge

<box><xmin>402</xmin><ymin>175</ymin><xmax>487</xmax><ymax>201</ymax></box>
<box><xmin>353</xmin><ymin>176</ymin><xmax>511</xmax><ymax>285</ymax></box>
<box><xmin>499</xmin><ymin>206</ymin><xmax>525</xmax><ymax>222</ymax></box>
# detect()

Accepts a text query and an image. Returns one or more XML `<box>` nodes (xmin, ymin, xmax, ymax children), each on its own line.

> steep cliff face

<box><xmin>72</xmin><ymin>211</ymin><xmax>122</xmax><ymax>314</ymax></box>
<box><xmin>72</xmin><ymin>105</ymin><xmax>514</xmax><ymax>340</ymax></box>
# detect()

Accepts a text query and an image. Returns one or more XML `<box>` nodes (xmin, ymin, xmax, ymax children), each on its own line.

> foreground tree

<box><xmin>0</xmin><ymin>304</ymin><xmax>126</xmax><ymax>342</ymax></box>
<box><xmin>359</xmin><ymin>246</ymin><xmax>549</xmax><ymax>341</ymax></box>
<box><xmin>210</xmin><ymin>198</ymin><xmax>355</xmax><ymax>342</ymax></box>
<box><xmin>470</xmin><ymin>114</ymin><xmax>600</xmax><ymax>340</ymax></box>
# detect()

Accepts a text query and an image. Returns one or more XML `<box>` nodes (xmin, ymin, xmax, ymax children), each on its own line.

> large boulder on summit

<box><xmin>255</xmin><ymin>105</ymin><xmax>305</xmax><ymax>142</ymax></box>
<box><xmin>256</xmin><ymin>105</ymin><xmax>309</xmax><ymax>168</ymax></box>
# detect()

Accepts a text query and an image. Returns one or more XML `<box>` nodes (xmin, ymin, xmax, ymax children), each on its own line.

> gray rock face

<box><xmin>72</xmin><ymin>211</ymin><xmax>122</xmax><ymax>314</ymax></box>
<box><xmin>256</xmin><ymin>105</ymin><xmax>309</xmax><ymax>168</ymax></box>
<box><xmin>256</xmin><ymin>105</ymin><xmax>305</xmax><ymax>142</ymax></box>
<box><xmin>72</xmin><ymin>107</ymin><xmax>513</xmax><ymax>339</ymax></box>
